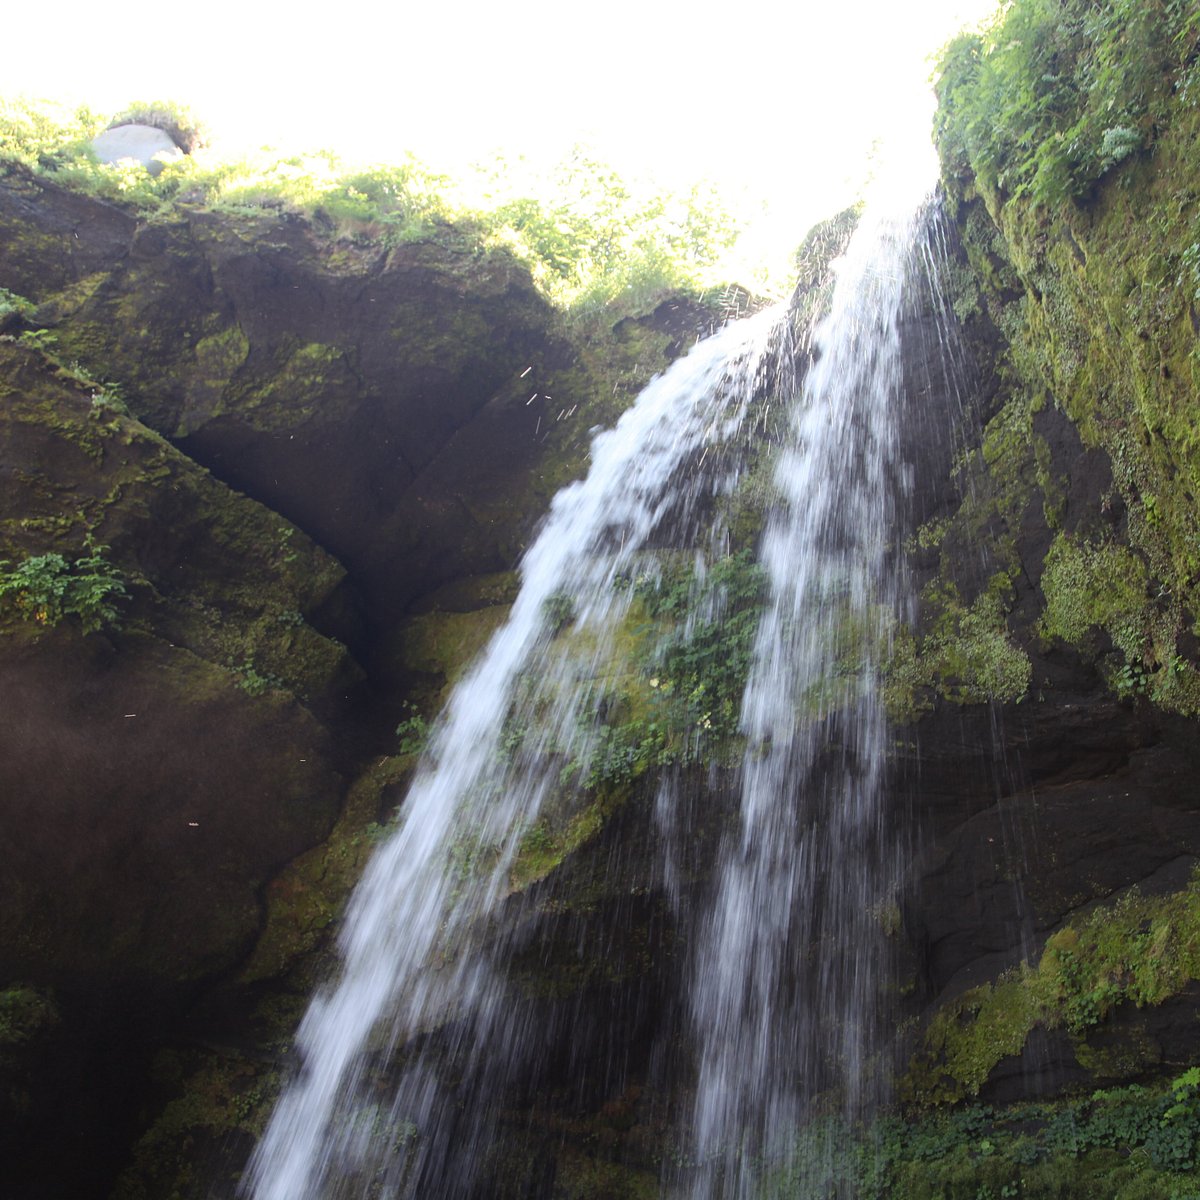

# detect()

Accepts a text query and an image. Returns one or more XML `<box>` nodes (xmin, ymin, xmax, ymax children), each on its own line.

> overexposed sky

<box><xmin>8</xmin><ymin>0</ymin><xmax>999</xmax><ymax>269</ymax></box>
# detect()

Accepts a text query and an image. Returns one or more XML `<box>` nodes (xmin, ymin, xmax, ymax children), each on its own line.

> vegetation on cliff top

<box><xmin>0</xmin><ymin>95</ymin><xmax>750</xmax><ymax>320</ymax></box>
<box><xmin>935</xmin><ymin>0</ymin><xmax>1200</xmax><ymax>209</ymax></box>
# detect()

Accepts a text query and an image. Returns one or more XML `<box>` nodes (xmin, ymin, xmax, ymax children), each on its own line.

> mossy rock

<box><xmin>902</xmin><ymin>873</ymin><xmax>1200</xmax><ymax>1107</ymax></box>
<box><xmin>933</xmin><ymin>4</ymin><xmax>1200</xmax><ymax>716</ymax></box>
<box><xmin>238</xmin><ymin>755</ymin><xmax>413</xmax><ymax>985</ymax></box>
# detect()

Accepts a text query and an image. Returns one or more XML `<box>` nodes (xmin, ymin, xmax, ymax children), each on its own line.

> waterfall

<box><xmin>246</xmin><ymin>166</ymin><xmax>957</xmax><ymax>1199</ymax></box>
<box><xmin>679</xmin><ymin>194</ymin><xmax>931</xmax><ymax>1197</ymax></box>
<box><xmin>244</xmin><ymin>305</ymin><xmax>789</xmax><ymax>1200</ymax></box>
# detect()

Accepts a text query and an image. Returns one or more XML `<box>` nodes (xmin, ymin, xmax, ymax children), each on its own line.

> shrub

<box><xmin>106</xmin><ymin>100</ymin><xmax>206</xmax><ymax>153</ymax></box>
<box><xmin>0</xmin><ymin>99</ymin><xmax>753</xmax><ymax>317</ymax></box>
<box><xmin>0</xmin><ymin>287</ymin><xmax>35</xmax><ymax>330</ymax></box>
<box><xmin>232</xmin><ymin>659</ymin><xmax>285</xmax><ymax>696</ymax></box>
<box><xmin>394</xmin><ymin>703</ymin><xmax>431</xmax><ymax>757</ymax></box>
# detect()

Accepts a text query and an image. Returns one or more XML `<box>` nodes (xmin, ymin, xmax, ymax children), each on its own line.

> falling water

<box><xmin>244</xmin><ymin>306</ymin><xmax>790</xmax><ymax>1200</ymax></box>
<box><xmin>681</xmin><ymin>189</ymin><xmax>938</xmax><ymax>1197</ymax></box>
<box><xmin>244</xmin><ymin>144</ymin><xmax>970</xmax><ymax>1197</ymax></box>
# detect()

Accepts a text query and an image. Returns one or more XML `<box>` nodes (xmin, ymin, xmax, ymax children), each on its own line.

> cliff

<box><xmin>0</xmin><ymin>158</ymin><xmax>732</xmax><ymax>1197</ymax></box>
<box><xmin>874</xmin><ymin>3</ymin><xmax>1200</xmax><ymax>1193</ymax></box>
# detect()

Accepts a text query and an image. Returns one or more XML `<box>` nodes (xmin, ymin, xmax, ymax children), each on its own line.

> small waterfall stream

<box><xmin>245</xmin><ymin>307</ymin><xmax>789</xmax><ymax>1199</ymax></box>
<box><xmin>247</xmin><ymin>169</ymin><xmax>960</xmax><ymax>1200</ymax></box>
<box><xmin>682</xmin><ymin>195</ymin><xmax>931</xmax><ymax>1198</ymax></box>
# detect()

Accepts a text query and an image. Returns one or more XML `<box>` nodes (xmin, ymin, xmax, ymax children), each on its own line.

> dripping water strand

<box><xmin>681</xmin><ymin>194</ymin><xmax>937</xmax><ymax>1199</ymax></box>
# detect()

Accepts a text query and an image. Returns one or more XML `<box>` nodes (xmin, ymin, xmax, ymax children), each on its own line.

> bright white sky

<box><xmin>8</xmin><ymin>0</ymin><xmax>999</xmax><ymax>277</ymax></box>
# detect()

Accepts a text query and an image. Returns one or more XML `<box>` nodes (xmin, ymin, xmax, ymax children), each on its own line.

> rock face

<box><xmin>0</xmin><ymin>165</ymin><xmax>728</xmax><ymax>1197</ymax></box>
<box><xmin>872</xmin><ymin>5</ymin><xmax>1200</xmax><ymax>1190</ymax></box>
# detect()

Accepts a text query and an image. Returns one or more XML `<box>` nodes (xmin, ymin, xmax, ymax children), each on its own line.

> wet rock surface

<box><xmin>0</xmin><ymin>170</ymin><xmax>727</xmax><ymax>1196</ymax></box>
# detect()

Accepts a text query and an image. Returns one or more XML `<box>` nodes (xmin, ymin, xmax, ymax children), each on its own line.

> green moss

<box><xmin>0</xmin><ymin>985</ymin><xmax>58</xmax><ymax>1048</ymax></box>
<box><xmin>509</xmin><ymin>782</ymin><xmax>631</xmax><ymax>891</ymax></box>
<box><xmin>506</xmin><ymin>550</ymin><xmax>768</xmax><ymax>795</ymax></box>
<box><xmin>475</xmin><ymin>1088</ymin><xmax>666</xmax><ymax>1200</ymax></box>
<box><xmin>552</xmin><ymin>1151</ymin><xmax>660</xmax><ymax>1200</ymax></box>
<box><xmin>904</xmin><ymin>971</ymin><xmax>1045</xmax><ymax>1105</ymax></box>
<box><xmin>902</xmin><ymin>873</ymin><xmax>1200</xmax><ymax>1107</ymax></box>
<box><xmin>888</xmin><ymin>574</ymin><xmax>1032</xmax><ymax>717</ymax></box>
<box><xmin>397</xmin><ymin>604</ymin><xmax>511</xmax><ymax>696</ymax></box>
<box><xmin>224</xmin><ymin>340</ymin><xmax>348</xmax><ymax>434</ymax></box>
<box><xmin>1039</xmin><ymin>533</ymin><xmax>1148</xmax><ymax>649</ymax></box>
<box><xmin>935</xmin><ymin>0</ymin><xmax>1200</xmax><ymax>717</ymax></box>
<box><xmin>111</xmin><ymin>1051</ymin><xmax>280</xmax><ymax>1200</ymax></box>
<box><xmin>414</xmin><ymin>571</ymin><xmax>520</xmax><ymax>612</ymax></box>
<box><xmin>238</xmin><ymin>757</ymin><xmax>409</xmax><ymax>984</ymax></box>
<box><xmin>0</xmin><ymin>339</ymin><xmax>354</xmax><ymax>706</ymax></box>
<box><xmin>182</xmin><ymin>325</ymin><xmax>249</xmax><ymax>424</ymax></box>
<box><xmin>1072</xmin><ymin>1022</ymin><xmax>1161</xmax><ymax>1081</ymax></box>
<box><xmin>33</xmin><ymin>271</ymin><xmax>111</xmax><ymax>325</ymax></box>
<box><xmin>521</xmin><ymin>314</ymin><xmax>685</xmax><ymax>509</ymax></box>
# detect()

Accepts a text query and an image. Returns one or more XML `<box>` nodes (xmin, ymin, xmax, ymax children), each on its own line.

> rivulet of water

<box><xmin>681</xmin><ymin>192</ymin><xmax>937</xmax><ymax>1199</ymax></box>
<box><xmin>243</xmin><ymin>306</ymin><xmax>790</xmax><ymax>1200</ymax></box>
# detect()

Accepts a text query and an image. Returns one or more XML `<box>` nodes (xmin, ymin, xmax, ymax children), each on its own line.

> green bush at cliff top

<box><xmin>0</xmin><ymin>96</ymin><xmax>748</xmax><ymax>318</ymax></box>
<box><xmin>935</xmin><ymin>0</ymin><xmax>1200</xmax><ymax>206</ymax></box>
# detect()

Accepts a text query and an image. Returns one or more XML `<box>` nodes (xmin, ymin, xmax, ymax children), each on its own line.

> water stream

<box><xmin>682</xmin><ymin>195</ymin><xmax>932</xmax><ymax>1199</ymax></box>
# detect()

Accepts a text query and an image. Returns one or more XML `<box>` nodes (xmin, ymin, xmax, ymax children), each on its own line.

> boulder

<box><xmin>90</xmin><ymin>124</ymin><xmax>183</xmax><ymax>175</ymax></box>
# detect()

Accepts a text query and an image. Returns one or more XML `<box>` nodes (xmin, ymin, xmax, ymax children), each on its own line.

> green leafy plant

<box><xmin>645</xmin><ymin>548</ymin><xmax>768</xmax><ymax>743</ymax></box>
<box><xmin>541</xmin><ymin>589</ymin><xmax>576</xmax><ymax>636</ymax></box>
<box><xmin>0</xmin><ymin>96</ymin><xmax>101</xmax><ymax>173</ymax></box>
<box><xmin>394</xmin><ymin>703</ymin><xmax>431</xmax><ymax>757</ymax></box>
<box><xmin>17</xmin><ymin>329</ymin><xmax>57</xmax><ymax>352</ymax></box>
<box><xmin>1182</xmin><ymin>242</ymin><xmax>1200</xmax><ymax>303</ymax></box>
<box><xmin>564</xmin><ymin>549</ymin><xmax>768</xmax><ymax>790</ymax></box>
<box><xmin>89</xmin><ymin>381</ymin><xmax>129</xmax><ymax>415</ymax></box>
<box><xmin>1113</xmin><ymin>656</ymin><xmax>1150</xmax><ymax>698</ymax></box>
<box><xmin>232</xmin><ymin>659</ymin><xmax>285</xmax><ymax>696</ymax></box>
<box><xmin>896</xmin><ymin>574</ymin><xmax>1032</xmax><ymax>711</ymax></box>
<box><xmin>474</xmin><ymin>147</ymin><xmax>744</xmax><ymax>316</ymax></box>
<box><xmin>0</xmin><ymin>287</ymin><xmax>35</xmax><ymax>329</ymax></box>
<box><xmin>0</xmin><ymin>542</ymin><xmax>128</xmax><ymax>634</ymax></box>
<box><xmin>1098</xmin><ymin>124</ymin><xmax>1142</xmax><ymax>169</ymax></box>
<box><xmin>799</xmin><ymin>1065</ymin><xmax>1200</xmax><ymax>1200</ymax></box>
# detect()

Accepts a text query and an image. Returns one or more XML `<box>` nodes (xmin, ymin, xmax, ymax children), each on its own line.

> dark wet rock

<box><xmin>0</xmin><ymin>167</ymin><xmax>731</xmax><ymax>1196</ymax></box>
